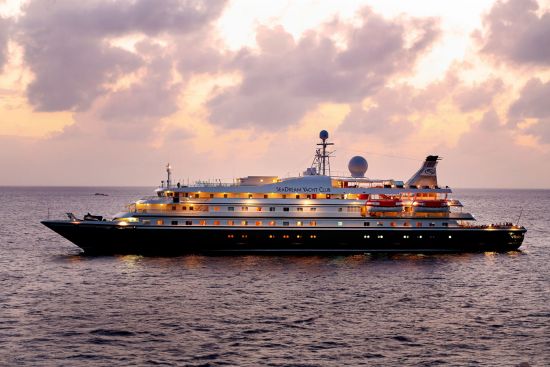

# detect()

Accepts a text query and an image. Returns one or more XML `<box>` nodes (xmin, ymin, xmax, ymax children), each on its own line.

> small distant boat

<box><xmin>94</xmin><ymin>193</ymin><xmax>109</xmax><ymax>196</ymax></box>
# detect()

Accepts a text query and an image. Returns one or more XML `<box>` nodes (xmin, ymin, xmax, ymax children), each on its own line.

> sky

<box><xmin>0</xmin><ymin>0</ymin><xmax>549</xmax><ymax>188</ymax></box>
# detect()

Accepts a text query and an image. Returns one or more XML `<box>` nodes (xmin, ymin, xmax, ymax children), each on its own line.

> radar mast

<box><xmin>310</xmin><ymin>130</ymin><xmax>334</xmax><ymax>176</ymax></box>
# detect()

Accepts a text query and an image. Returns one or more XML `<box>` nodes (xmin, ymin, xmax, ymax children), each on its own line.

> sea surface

<box><xmin>0</xmin><ymin>187</ymin><xmax>549</xmax><ymax>366</ymax></box>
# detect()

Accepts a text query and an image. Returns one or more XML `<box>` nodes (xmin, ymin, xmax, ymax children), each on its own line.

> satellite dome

<box><xmin>348</xmin><ymin>156</ymin><xmax>368</xmax><ymax>178</ymax></box>
<box><xmin>319</xmin><ymin>130</ymin><xmax>329</xmax><ymax>140</ymax></box>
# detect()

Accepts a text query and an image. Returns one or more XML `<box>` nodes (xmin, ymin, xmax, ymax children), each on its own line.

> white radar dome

<box><xmin>348</xmin><ymin>156</ymin><xmax>368</xmax><ymax>178</ymax></box>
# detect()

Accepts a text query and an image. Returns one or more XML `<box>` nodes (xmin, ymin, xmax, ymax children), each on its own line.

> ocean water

<box><xmin>0</xmin><ymin>187</ymin><xmax>548</xmax><ymax>366</ymax></box>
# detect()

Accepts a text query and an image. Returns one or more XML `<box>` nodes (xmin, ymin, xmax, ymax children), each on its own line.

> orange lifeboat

<box><xmin>412</xmin><ymin>199</ymin><xmax>449</xmax><ymax>212</ymax></box>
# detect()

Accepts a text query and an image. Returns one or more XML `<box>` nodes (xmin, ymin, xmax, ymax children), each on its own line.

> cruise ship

<box><xmin>42</xmin><ymin>131</ymin><xmax>526</xmax><ymax>255</ymax></box>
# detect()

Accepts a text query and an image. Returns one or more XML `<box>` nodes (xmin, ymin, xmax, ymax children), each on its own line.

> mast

<box><xmin>166</xmin><ymin>163</ymin><xmax>172</xmax><ymax>189</ymax></box>
<box><xmin>317</xmin><ymin>130</ymin><xmax>334</xmax><ymax>176</ymax></box>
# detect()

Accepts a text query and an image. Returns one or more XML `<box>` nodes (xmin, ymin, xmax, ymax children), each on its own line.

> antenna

<box><xmin>515</xmin><ymin>207</ymin><xmax>523</xmax><ymax>226</ymax></box>
<box><xmin>166</xmin><ymin>163</ymin><xmax>172</xmax><ymax>189</ymax></box>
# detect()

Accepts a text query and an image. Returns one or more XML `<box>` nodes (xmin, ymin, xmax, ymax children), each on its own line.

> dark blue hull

<box><xmin>41</xmin><ymin>221</ymin><xmax>527</xmax><ymax>255</ymax></box>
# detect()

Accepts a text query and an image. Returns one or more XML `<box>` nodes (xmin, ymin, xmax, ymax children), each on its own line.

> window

<box><xmin>228</xmin><ymin>207</ymin><xmax>234</xmax><ymax>211</ymax></box>
<box><xmin>223</xmin><ymin>194</ymin><xmax>228</xmax><ymax>198</ymax></box>
<box><xmin>338</xmin><ymin>208</ymin><xmax>343</xmax><ymax>212</ymax></box>
<box><xmin>295</xmin><ymin>195</ymin><xmax>300</xmax><ymax>199</ymax></box>
<box><xmin>282</xmin><ymin>195</ymin><xmax>287</xmax><ymax>199</ymax></box>
<box><xmin>337</xmin><ymin>221</ymin><xmax>343</xmax><ymax>227</ymax></box>
<box><xmin>213</xmin><ymin>206</ymin><xmax>220</xmax><ymax>211</ymax></box>
<box><xmin>390</xmin><ymin>222</ymin><xmax>396</xmax><ymax>227</ymax></box>
<box><xmin>156</xmin><ymin>219</ymin><xmax>164</xmax><ymax>225</ymax></box>
<box><xmin>448</xmin><ymin>235</ymin><xmax>452</xmax><ymax>238</ymax></box>
<box><xmin>283</xmin><ymin>221</ymin><xmax>289</xmax><ymax>226</ymax></box>
<box><xmin>227</xmin><ymin>220</ymin><xmax>234</xmax><ymax>226</ymax></box>
<box><xmin>171</xmin><ymin>205</ymin><xmax>176</xmax><ymax>211</ymax></box>
<box><xmin>182</xmin><ymin>206</ymin><xmax>187</xmax><ymax>211</ymax></box>
<box><xmin>241</xmin><ymin>206</ymin><xmax>249</xmax><ymax>211</ymax></box>
<box><xmin>309</xmin><ymin>221</ymin><xmax>317</xmax><ymax>226</ymax></box>
<box><xmin>269</xmin><ymin>221</ymin><xmax>276</xmax><ymax>226</ymax></box>
<box><xmin>213</xmin><ymin>220</ymin><xmax>220</xmax><ymax>225</ymax></box>
<box><xmin>194</xmin><ymin>194</ymin><xmax>199</xmax><ymax>198</ymax></box>
<box><xmin>185</xmin><ymin>220</ymin><xmax>192</xmax><ymax>225</ymax></box>
<box><xmin>378</xmin><ymin>235</ymin><xmax>384</xmax><ymax>239</ymax></box>
<box><xmin>241</xmin><ymin>220</ymin><xmax>248</xmax><ymax>226</ymax></box>
<box><xmin>416</xmin><ymin>222</ymin><xmax>422</xmax><ymax>227</ymax></box>
<box><xmin>326</xmin><ymin>194</ymin><xmax>331</xmax><ymax>199</ymax></box>
<box><xmin>199</xmin><ymin>220</ymin><xmax>206</xmax><ymax>226</ymax></box>
<box><xmin>255</xmin><ymin>221</ymin><xmax>262</xmax><ymax>226</ymax></box>
<box><xmin>256</xmin><ymin>207</ymin><xmax>262</xmax><ymax>212</ymax></box>
<box><xmin>310</xmin><ymin>207</ymin><xmax>317</xmax><ymax>212</ymax></box>
<box><xmin>283</xmin><ymin>207</ymin><xmax>289</xmax><ymax>212</ymax></box>
<box><xmin>364</xmin><ymin>222</ymin><xmax>370</xmax><ymax>227</ymax></box>
<box><xmin>189</xmin><ymin>206</ymin><xmax>194</xmax><ymax>211</ymax></box>
<box><xmin>442</xmin><ymin>222</ymin><xmax>449</xmax><ymax>227</ymax></box>
<box><xmin>171</xmin><ymin>220</ymin><xmax>178</xmax><ymax>225</ymax></box>
<box><xmin>248</xmin><ymin>194</ymin><xmax>253</xmax><ymax>199</ymax></box>
<box><xmin>404</xmin><ymin>221</ymin><xmax>411</xmax><ymax>227</ymax></box>
<box><xmin>296</xmin><ymin>221</ymin><xmax>303</xmax><ymax>226</ymax></box>
<box><xmin>142</xmin><ymin>219</ymin><xmax>150</xmax><ymax>225</ymax></box>
<box><xmin>210</xmin><ymin>194</ymin><xmax>214</xmax><ymax>198</ymax></box>
<box><xmin>306</xmin><ymin>195</ymin><xmax>311</xmax><ymax>199</ymax></box>
<box><xmin>184</xmin><ymin>192</ymin><xmax>189</xmax><ymax>197</ymax></box>
<box><xmin>264</xmin><ymin>194</ymin><xmax>268</xmax><ymax>199</ymax></box>
<box><xmin>429</xmin><ymin>222</ymin><xmax>436</xmax><ymax>227</ymax></box>
<box><xmin>377</xmin><ymin>222</ymin><xmax>384</xmax><ymax>227</ymax></box>
<box><xmin>297</xmin><ymin>207</ymin><xmax>303</xmax><ymax>212</ymax></box>
<box><xmin>296</xmin><ymin>235</ymin><xmax>302</xmax><ymax>239</ymax></box>
<box><xmin>269</xmin><ymin>207</ymin><xmax>276</xmax><ymax>212</ymax></box>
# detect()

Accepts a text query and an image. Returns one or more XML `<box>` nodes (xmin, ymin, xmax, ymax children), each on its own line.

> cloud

<box><xmin>0</xmin><ymin>16</ymin><xmax>9</xmax><ymax>70</ymax></box>
<box><xmin>453</xmin><ymin>78</ymin><xmax>504</xmax><ymax>112</ymax></box>
<box><xmin>16</xmin><ymin>0</ymin><xmax>227</xmax><ymax>112</ymax></box>
<box><xmin>477</xmin><ymin>0</ymin><xmax>550</xmax><ymax>65</ymax></box>
<box><xmin>207</xmin><ymin>8</ymin><xmax>440</xmax><ymax>130</ymax></box>
<box><xmin>508</xmin><ymin>78</ymin><xmax>550</xmax><ymax>143</ymax></box>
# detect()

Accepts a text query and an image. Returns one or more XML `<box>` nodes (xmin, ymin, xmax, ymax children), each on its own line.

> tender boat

<box><xmin>42</xmin><ymin>131</ymin><xmax>526</xmax><ymax>255</ymax></box>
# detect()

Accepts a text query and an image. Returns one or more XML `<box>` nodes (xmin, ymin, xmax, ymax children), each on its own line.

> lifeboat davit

<box><xmin>412</xmin><ymin>199</ymin><xmax>450</xmax><ymax>213</ymax></box>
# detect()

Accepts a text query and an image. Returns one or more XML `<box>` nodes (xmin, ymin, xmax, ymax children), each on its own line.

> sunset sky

<box><xmin>1</xmin><ymin>0</ymin><xmax>549</xmax><ymax>187</ymax></box>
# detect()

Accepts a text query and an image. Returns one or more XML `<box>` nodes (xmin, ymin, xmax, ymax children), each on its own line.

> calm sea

<box><xmin>0</xmin><ymin>187</ymin><xmax>548</xmax><ymax>366</ymax></box>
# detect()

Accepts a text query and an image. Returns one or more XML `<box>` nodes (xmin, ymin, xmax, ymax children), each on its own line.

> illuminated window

<box><xmin>256</xmin><ymin>207</ymin><xmax>262</xmax><ymax>212</ymax></box>
<box><xmin>297</xmin><ymin>207</ymin><xmax>303</xmax><ymax>212</ymax></box>
<box><xmin>390</xmin><ymin>222</ymin><xmax>396</xmax><ymax>227</ymax></box>
<box><xmin>283</xmin><ymin>207</ymin><xmax>289</xmax><ymax>212</ymax></box>
<box><xmin>223</xmin><ymin>194</ymin><xmax>228</xmax><ymax>198</ymax></box>
<box><xmin>296</xmin><ymin>221</ymin><xmax>303</xmax><ymax>226</ymax></box>
<box><xmin>416</xmin><ymin>222</ymin><xmax>422</xmax><ymax>227</ymax></box>
<box><xmin>364</xmin><ymin>235</ymin><xmax>370</xmax><ymax>239</ymax></box>
<box><xmin>269</xmin><ymin>221</ymin><xmax>276</xmax><ymax>226</ymax></box>
<box><xmin>326</xmin><ymin>194</ymin><xmax>331</xmax><ymax>199</ymax></box>
<box><xmin>248</xmin><ymin>194</ymin><xmax>253</xmax><ymax>199</ymax></box>
<box><xmin>228</xmin><ymin>207</ymin><xmax>234</xmax><ymax>211</ymax></box>
<box><xmin>378</xmin><ymin>235</ymin><xmax>384</xmax><ymax>239</ymax></box>
<box><xmin>448</xmin><ymin>235</ymin><xmax>452</xmax><ymax>238</ymax></box>
<box><xmin>282</xmin><ymin>195</ymin><xmax>287</xmax><ymax>199</ymax></box>
<box><xmin>185</xmin><ymin>220</ymin><xmax>192</xmax><ymax>225</ymax></box>
<box><xmin>377</xmin><ymin>222</ymin><xmax>383</xmax><ymax>226</ymax></box>
<box><xmin>227</xmin><ymin>220</ymin><xmax>234</xmax><ymax>226</ymax></box>
<box><xmin>210</xmin><ymin>194</ymin><xmax>214</xmax><ymax>198</ymax></box>
<box><xmin>171</xmin><ymin>220</ymin><xmax>178</xmax><ymax>225</ymax></box>
<box><xmin>283</xmin><ymin>235</ymin><xmax>290</xmax><ymax>239</ymax></box>
<box><xmin>242</xmin><ymin>207</ymin><xmax>249</xmax><ymax>211</ymax></box>
<box><xmin>213</xmin><ymin>220</ymin><xmax>220</xmax><ymax>225</ymax></box>
<box><xmin>403</xmin><ymin>235</ymin><xmax>409</xmax><ymax>239</ymax></box>
<box><xmin>269</xmin><ymin>207</ymin><xmax>276</xmax><ymax>212</ymax></box>
<box><xmin>307</xmin><ymin>195</ymin><xmax>311</xmax><ymax>199</ymax></box>
<box><xmin>189</xmin><ymin>206</ymin><xmax>194</xmax><ymax>211</ymax></box>
<box><xmin>309</xmin><ymin>221</ymin><xmax>317</xmax><ymax>226</ymax></box>
<box><xmin>337</xmin><ymin>221</ymin><xmax>343</xmax><ymax>227</ymax></box>
<box><xmin>242</xmin><ymin>234</ymin><xmax>248</xmax><ymax>238</ymax></box>
<box><xmin>156</xmin><ymin>219</ymin><xmax>164</xmax><ymax>225</ymax></box>
<box><xmin>241</xmin><ymin>220</ymin><xmax>248</xmax><ymax>226</ymax></box>
<box><xmin>283</xmin><ymin>221</ymin><xmax>289</xmax><ymax>226</ymax></box>
<box><xmin>404</xmin><ymin>221</ymin><xmax>411</xmax><ymax>227</ymax></box>
<box><xmin>194</xmin><ymin>194</ymin><xmax>199</xmax><ymax>198</ymax></box>
<box><xmin>199</xmin><ymin>220</ymin><xmax>206</xmax><ymax>226</ymax></box>
<box><xmin>213</xmin><ymin>206</ymin><xmax>220</xmax><ymax>211</ymax></box>
<box><xmin>297</xmin><ymin>235</ymin><xmax>302</xmax><ymax>239</ymax></box>
<box><xmin>295</xmin><ymin>195</ymin><xmax>300</xmax><ymax>199</ymax></box>
<box><xmin>255</xmin><ymin>221</ymin><xmax>262</xmax><ymax>226</ymax></box>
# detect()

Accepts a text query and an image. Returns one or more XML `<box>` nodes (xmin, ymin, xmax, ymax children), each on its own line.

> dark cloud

<box><xmin>453</xmin><ymin>78</ymin><xmax>504</xmax><ymax>112</ymax></box>
<box><xmin>508</xmin><ymin>78</ymin><xmax>550</xmax><ymax>143</ymax></box>
<box><xmin>17</xmin><ymin>0</ymin><xmax>227</xmax><ymax>112</ymax></box>
<box><xmin>0</xmin><ymin>16</ymin><xmax>9</xmax><ymax>70</ymax></box>
<box><xmin>478</xmin><ymin>0</ymin><xmax>550</xmax><ymax>65</ymax></box>
<box><xmin>207</xmin><ymin>9</ymin><xmax>440</xmax><ymax>129</ymax></box>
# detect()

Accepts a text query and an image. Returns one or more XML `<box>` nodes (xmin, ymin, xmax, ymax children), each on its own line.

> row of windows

<box><xmin>177</xmin><ymin>193</ymin><xmax>343</xmax><ymax>199</ymax></box>
<box><xmin>158</xmin><ymin>205</ymin><xmax>361</xmax><ymax>212</ymax></box>
<box><xmin>142</xmin><ymin>219</ymin><xmax>449</xmax><ymax>227</ymax></box>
